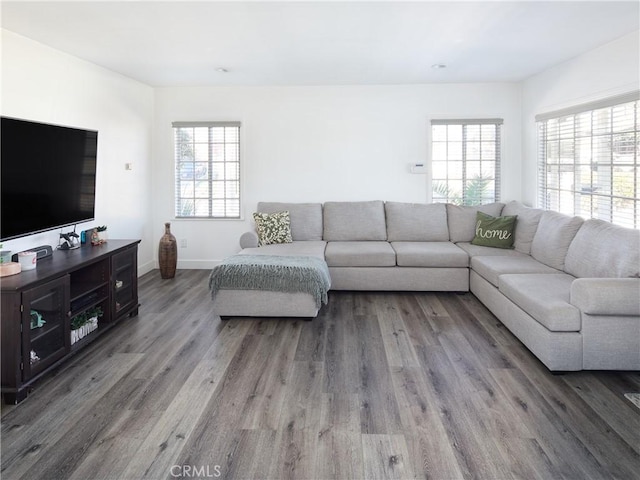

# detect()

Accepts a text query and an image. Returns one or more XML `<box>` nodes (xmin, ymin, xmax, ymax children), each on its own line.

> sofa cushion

<box><xmin>447</xmin><ymin>203</ymin><xmax>504</xmax><ymax>243</ymax></box>
<box><xmin>471</xmin><ymin>212</ymin><xmax>517</xmax><ymax>249</ymax></box>
<box><xmin>530</xmin><ymin>211</ymin><xmax>583</xmax><ymax>270</ymax></box>
<box><xmin>455</xmin><ymin>242</ymin><xmax>525</xmax><ymax>258</ymax></box>
<box><xmin>391</xmin><ymin>242</ymin><xmax>469</xmax><ymax>267</ymax></box>
<box><xmin>471</xmin><ymin>255</ymin><xmax>559</xmax><ymax>287</ymax></box>
<box><xmin>258</xmin><ymin>202</ymin><xmax>323</xmax><ymax>241</ymax></box>
<box><xmin>240</xmin><ymin>241</ymin><xmax>327</xmax><ymax>260</ymax></box>
<box><xmin>498</xmin><ymin>273</ymin><xmax>581</xmax><ymax>332</ymax></box>
<box><xmin>325</xmin><ymin>241</ymin><xmax>396</xmax><ymax>267</ymax></box>
<box><xmin>253</xmin><ymin>211</ymin><xmax>293</xmax><ymax>246</ymax></box>
<box><xmin>323</xmin><ymin>201</ymin><xmax>387</xmax><ymax>241</ymax></box>
<box><xmin>385</xmin><ymin>202</ymin><xmax>449</xmax><ymax>241</ymax></box>
<box><xmin>570</xmin><ymin>278</ymin><xmax>640</xmax><ymax>316</ymax></box>
<box><xmin>564</xmin><ymin>219</ymin><xmax>640</xmax><ymax>278</ymax></box>
<box><xmin>502</xmin><ymin>201</ymin><xmax>544</xmax><ymax>254</ymax></box>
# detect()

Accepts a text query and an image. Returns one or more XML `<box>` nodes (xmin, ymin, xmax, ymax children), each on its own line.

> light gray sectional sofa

<box><xmin>215</xmin><ymin>200</ymin><xmax>640</xmax><ymax>372</ymax></box>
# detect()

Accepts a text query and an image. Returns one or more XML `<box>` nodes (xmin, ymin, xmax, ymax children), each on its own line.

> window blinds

<box><xmin>537</xmin><ymin>94</ymin><xmax>639</xmax><ymax>229</ymax></box>
<box><xmin>173</xmin><ymin>122</ymin><xmax>241</xmax><ymax>219</ymax></box>
<box><xmin>431</xmin><ymin>119</ymin><xmax>503</xmax><ymax>206</ymax></box>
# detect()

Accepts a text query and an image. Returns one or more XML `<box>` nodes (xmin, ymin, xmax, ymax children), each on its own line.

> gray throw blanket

<box><xmin>209</xmin><ymin>255</ymin><xmax>331</xmax><ymax>308</ymax></box>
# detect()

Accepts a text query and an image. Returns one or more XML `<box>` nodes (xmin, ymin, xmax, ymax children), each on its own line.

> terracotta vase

<box><xmin>158</xmin><ymin>222</ymin><xmax>177</xmax><ymax>279</ymax></box>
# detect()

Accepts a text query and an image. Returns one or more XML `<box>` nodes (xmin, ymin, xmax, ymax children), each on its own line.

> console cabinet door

<box><xmin>111</xmin><ymin>247</ymin><xmax>138</xmax><ymax>319</ymax></box>
<box><xmin>22</xmin><ymin>276</ymin><xmax>71</xmax><ymax>379</ymax></box>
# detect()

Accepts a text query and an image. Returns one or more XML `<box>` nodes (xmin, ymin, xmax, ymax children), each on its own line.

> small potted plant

<box><xmin>0</xmin><ymin>242</ymin><xmax>11</xmax><ymax>264</ymax></box>
<box><xmin>70</xmin><ymin>306</ymin><xmax>103</xmax><ymax>344</ymax></box>
<box><xmin>96</xmin><ymin>225</ymin><xmax>108</xmax><ymax>244</ymax></box>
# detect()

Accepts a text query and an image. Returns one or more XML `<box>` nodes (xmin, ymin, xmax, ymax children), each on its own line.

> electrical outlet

<box><xmin>180</xmin><ymin>239</ymin><xmax>187</xmax><ymax>248</ymax></box>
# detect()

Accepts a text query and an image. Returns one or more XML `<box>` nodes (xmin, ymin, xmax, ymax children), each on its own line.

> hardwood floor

<box><xmin>2</xmin><ymin>269</ymin><xmax>639</xmax><ymax>480</ymax></box>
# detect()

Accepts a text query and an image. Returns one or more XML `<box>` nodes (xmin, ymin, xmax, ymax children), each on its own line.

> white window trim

<box><xmin>429</xmin><ymin>118</ymin><xmax>503</xmax><ymax>206</ymax></box>
<box><xmin>173</xmin><ymin>121</ymin><xmax>242</xmax><ymax>220</ymax></box>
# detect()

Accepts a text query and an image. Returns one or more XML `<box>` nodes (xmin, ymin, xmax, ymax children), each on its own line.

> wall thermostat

<box><xmin>411</xmin><ymin>163</ymin><xmax>427</xmax><ymax>174</ymax></box>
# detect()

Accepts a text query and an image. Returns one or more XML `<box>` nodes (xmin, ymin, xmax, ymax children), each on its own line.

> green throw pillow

<box><xmin>471</xmin><ymin>212</ymin><xmax>517</xmax><ymax>249</ymax></box>
<box><xmin>253</xmin><ymin>211</ymin><xmax>293</xmax><ymax>246</ymax></box>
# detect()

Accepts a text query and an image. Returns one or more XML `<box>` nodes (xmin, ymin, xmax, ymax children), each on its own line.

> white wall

<box><xmin>154</xmin><ymin>83</ymin><xmax>522</xmax><ymax>266</ymax></box>
<box><xmin>6</xmin><ymin>26</ymin><xmax>635</xmax><ymax>272</ymax></box>
<box><xmin>1</xmin><ymin>30</ymin><xmax>155</xmax><ymax>275</ymax></box>
<box><xmin>521</xmin><ymin>30</ymin><xmax>640</xmax><ymax>206</ymax></box>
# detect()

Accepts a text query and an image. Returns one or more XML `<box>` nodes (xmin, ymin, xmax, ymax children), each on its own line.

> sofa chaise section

<box><xmin>213</xmin><ymin>202</ymin><xmax>328</xmax><ymax>318</ymax></box>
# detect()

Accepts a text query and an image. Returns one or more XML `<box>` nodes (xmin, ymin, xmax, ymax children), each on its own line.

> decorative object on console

<box><xmin>0</xmin><ymin>247</ymin><xmax>11</xmax><ymax>263</ymax></box>
<box><xmin>97</xmin><ymin>225</ymin><xmax>108</xmax><ymax>243</ymax></box>
<box><xmin>159</xmin><ymin>222</ymin><xmax>177</xmax><ymax>279</ymax></box>
<box><xmin>471</xmin><ymin>212</ymin><xmax>517</xmax><ymax>249</ymax></box>
<box><xmin>80</xmin><ymin>229</ymin><xmax>93</xmax><ymax>244</ymax></box>
<box><xmin>91</xmin><ymin>229</ymin><xmax>100</xmax><ymax>245</ymax></box>
<box><xmin>30</xmin><ymin>350</ymin><xmax>40</xmax><ymax>365</ymax></box>
<box><xmin>70</xmin><ymin>306</ymin><xmax>103</xmax><ymax>345</ymax></box>
<box><xmin>29</xmin><ymin>309</ymin><xmax>47</xmax><ymax>330</ymax></box>
<box><xmin>90</xmin><ymin>226</ymin><xmax>107</xmax><ymax>246</ymax></box>
<box><xmin>30</xmin><ymin>310</ymin><xmax>46</xmax><ymax>329</ymax></box>
<box><xmin>17</xmin><ymin>251</ymin><xmax>37</xmax><ymax>270</ymax></box>
<box><xmin>253</xmin><ymin>211</ymin><xmax>293</xmax><ymax>246</ymax></box>
<box><xmin>0</xmin><ymin>243</ymin><xmax>20</xmax><ymax>277</ymax></box>
<box><xmin>0</xmin><ymin>262</ymin><xmax>20</xmax><ymax>277</ymax></box>
<box><xmin>58</xmin><ymin>231</ymin><xmax>80</xmax><ymax>250</ymax></box>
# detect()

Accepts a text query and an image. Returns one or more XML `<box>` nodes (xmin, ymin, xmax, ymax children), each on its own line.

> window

<box><xmin>537</xmin><ymin>92</ymin><xmax>639</xmax><ymax>229</ymax></box>
<box><xmin>173</xmin><ymin>122</ymin><xmax>241</xmax><ymax>219</ymax></box>
<box><xmin>431</xmin><ymin>119</ymin><xmax>502</xmax><ymax>205</ymax></box>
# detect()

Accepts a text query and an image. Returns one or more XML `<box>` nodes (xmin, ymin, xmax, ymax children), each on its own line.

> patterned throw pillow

<box><xmin>253</xmin><ymin>211</ymin><xmax>293</xmax><ymax>246</ymax></box>
<box><xmin>471</xmin><ymin>211</ymin><xmax>517</xmax><ymax>249</ymax></box>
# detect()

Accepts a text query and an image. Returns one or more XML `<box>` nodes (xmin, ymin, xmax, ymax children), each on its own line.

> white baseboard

<box><xmin>138</xmin><ymin>260</ymin><xmax>155</xmax><ymax>277</ymax></box>
<box><xmin>175</xmin><ymin>259</ymin><xmax>223</xmax><ymax>270</ymax></box>
<box><xmin>140</xmin><ymin>259</ymin><xmax>223</xmax><ymax>274</ymax></box>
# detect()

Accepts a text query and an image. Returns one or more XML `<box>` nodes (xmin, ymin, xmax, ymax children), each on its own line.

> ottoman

<box><xmin>209</xmin><ymin>254</ymin><xmax>331</xmax><ymax>319</ymax></box>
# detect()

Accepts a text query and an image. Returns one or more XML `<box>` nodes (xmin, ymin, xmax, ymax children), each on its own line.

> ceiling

<box><xmin>2</xmin><ymin>1</ymin><xmax>639</xmax><ymax>87</ymax></box>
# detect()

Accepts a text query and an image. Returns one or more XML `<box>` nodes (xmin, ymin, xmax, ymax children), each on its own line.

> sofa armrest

<box><xmin>239</xmin><ymin>231</ymin><xmax>259</xmax><ymax>249</ymax></box>
<box><xmin>570</xmin><ymin>278</ymin><xmax>640</xmax><ymax>315</ymax></box>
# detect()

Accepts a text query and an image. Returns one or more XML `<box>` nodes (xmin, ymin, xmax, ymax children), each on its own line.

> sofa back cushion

<box><xmin>502</xmin><ymin>200</ymin><xmax>544</xmax><ymax>254</ymax></box>
<box><xmin>530</xmin><ymin>211</ymin><xmax>583</xmax><ymax>270</ymax></box>
<box><xmin>323</xmin><ymin>201</ymin><xmax>387</xmax><ymax>241</ymax></box>
<box><xmin>385</xmin><ymin>202</ymin><xmax>449</xmax><ymax>241</ymax></box>
<box><xmin>564</xmin><ymin>219</ymin><xmax>640</xmax><ymax>278</ymax></box>
<box><xmin>446</xmin><ymin>203</ymin><xmax>504</xmax><ymax>243</ymax></box>
<box><xmin>257</xmin><ymin>202</ymin><xmax>323</xmax><ymax>241</ymax></box>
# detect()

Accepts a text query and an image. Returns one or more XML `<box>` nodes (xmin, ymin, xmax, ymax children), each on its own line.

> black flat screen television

<box><xmin>1</xmin><ymin>117</ymin><xmax>98</xmax><ymax>241</ymax></box>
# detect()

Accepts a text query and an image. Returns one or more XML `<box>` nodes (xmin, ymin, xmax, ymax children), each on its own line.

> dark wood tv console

<box><xmin>1</xmin><ymin>239</ymin><xmax>140</xmax><ymax>404</ymax></box>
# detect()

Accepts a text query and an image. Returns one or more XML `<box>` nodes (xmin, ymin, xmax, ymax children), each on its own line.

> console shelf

<box><xmin>1</xmin><ymin>239</ymin><xmax>140</xmax><ymax>404</ymax></box>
